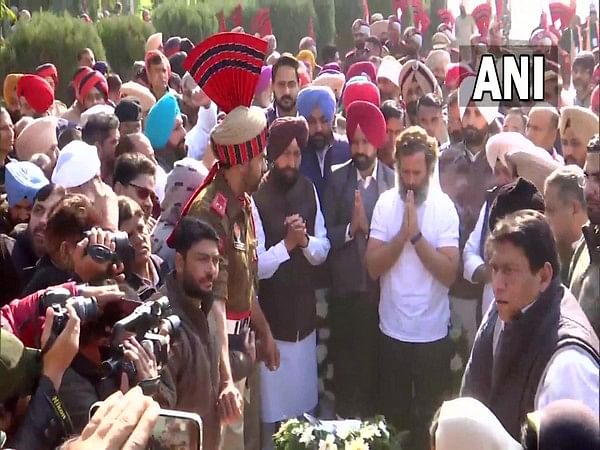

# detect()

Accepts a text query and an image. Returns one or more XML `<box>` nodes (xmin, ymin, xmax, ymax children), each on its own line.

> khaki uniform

<box><xmin>569</xmin><ymin>225</ymin><xmax>600</xmax><ymax>337</ymax></box>
<box><xmin>186</xmin><ymin>172</ymin><xmax>259</xmax><ymax>450</ymax></box>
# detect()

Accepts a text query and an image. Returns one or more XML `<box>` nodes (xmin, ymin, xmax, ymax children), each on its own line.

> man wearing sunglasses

<box><xmin>113</xmin><ymin>153</ymin><xmax>156</xmax><ymax>220</ymax></box>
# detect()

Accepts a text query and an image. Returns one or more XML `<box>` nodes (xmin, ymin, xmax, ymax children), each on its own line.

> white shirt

<box><xmin>370</xmin><ymin>187</ymin><xmax>460</xmax><ymax>343</ymax></box>
<box><xmin>464</xmin><ymin>203</ymin><xmax>495</xmax><ymax>314</ymax></box>
<box><xmin>251</xmin><ymin>186</ymin><xmax>330</xmax><ymax>280</ymax></box>
<box><xmin>186</xmin><ymin>102</ymin><xmax>218</xmax><ymax>160</ymax></box>
<box><xmin>316</xmin><ymin>148</ymin><xmax>328</xmax><ymax>176</ymax></box>
<box><xmin>489</xmin><ymin>307</ymin><xmax>599</xmax><ymax>416</ymax></box>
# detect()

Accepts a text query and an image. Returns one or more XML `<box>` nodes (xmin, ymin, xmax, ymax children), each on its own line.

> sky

<box><xmin>447</xmin><ymin>0</ymin><xmax>596</xmax><ymax>41</ymax></box>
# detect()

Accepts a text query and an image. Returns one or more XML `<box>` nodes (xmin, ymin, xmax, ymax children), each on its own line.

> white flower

<box><xmin>359</xmin><ymin>424</ymin><xmax>381</xmax><ymax>440</ymax></box>
<box><xmin>299</xmin><ymin>427</ymin><xmax>315</xmax><ymax>445</ymax></box>
<box><xmin>344</xmin><ymin>438</ymin><xmax>369</xmax><ymax>450</ymax></box>
<box><xmin>337</xmin><ymin>427</ymin><xmax>351</xmax><ymax>441</ymax></box>
<box><xmin>319</xmin><ymin>435</ymin><xmax>338</xmax><ymax>450</ymax></box>
<box><xmin>450</xmin><ymin>354</ymin><xmax>464</xmax><ymax>372</ymax></box>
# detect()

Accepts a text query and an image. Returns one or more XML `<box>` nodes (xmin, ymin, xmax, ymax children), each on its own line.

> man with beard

<box><xmin>175</xmin><ymin>32</ymin><xmax>279</xmax><ymax>450</ymax></box>
<box><xmin>144</xmin><ymin>93</ymin><xmax>187</xmax><ymax>173</ymax></box>
<box><xmin>82</xmin><ymin>112</ymin><xmax>121</xmax><ymax>186</ymax></box>
<box><xmin>0</xmin><ymin>183</ymin><xmax>65</xmax><ymax>305</ymax></box>
<box><xmin>416</xmin><ymin>93</ymin><xmax>449</xmax><ymax>146</ymax></box>
<box><xmin>154</xmin><ymin>217</ymin><xmax>222</xmax><ymax>450</ymax></box>
<box><xmin>344</xmin><ymin>19</ymin><xmax>370</xmax><ymax>71</ymax></box>
<box><xmin>265</xmin><ymin>54</ymin><xmax>300</xmax><ymax>126</ymax></box>
<box><xmin>379</xmin><ymin>100</ymin><xmax>405</xmax><ymax>168</ymax></box>
<box><xmin>366</xmin><ymin>126</ymin><xmax>459</xmax><ymax>450</ymax></box>
<box><xmin>376</xmin><ymin>56</ymin><xmax>402</xmax><ymax>103</ymax></box>
<box><xmin>297</xmin><ymin>86</ymin><xmax>351</xmax><ymax>200</ymax></box>
<box><xmin>572</xmin><ymin>51</ymin><xmax>595</xmax><ymax>108</ymax></box>
<box><xmin>398</xmin><ymin>60</ymin><xmax>442</xmax><ymax>126</ymax></box>
<box><xmin>252</xmin><ymin>116</ymin><xmax>330</xmax><ymax>449</ymax></box>
<box><xmin>322</xmin><ymin>101</ymin><xmax>394</xmax><ymax>418</ymax></box>
<box><xmin>446</xmin><ymin>90</ymin><xmax>464</xmax><ymax>146</ymax></box>
<box><xmin>559</xmin><ymin>106</ymin><xmax>599</xmax><ymax>169</ymax></box>
<box><xmin>569</xmin><ymin>134</ymin><xmax>600</xmax><ymax>336</ymax></box>
<box><xmin>438</xmin><ymin>76</ymin><xmax>498</xmax><ymax>343</ymax></box>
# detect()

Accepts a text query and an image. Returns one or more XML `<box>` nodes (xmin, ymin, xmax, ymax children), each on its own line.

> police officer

<box><xmin>172</xmin><ymin>32</ymin><xmax>279</xmax><ymax>450</ymax></box>
<box><xmin>1</xmin><ymin>304</ymin><xmax>79</xmax><ymax>450</ymax></box>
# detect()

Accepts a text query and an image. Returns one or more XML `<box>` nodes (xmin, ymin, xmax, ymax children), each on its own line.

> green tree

<box><xmin>96</xmin><ymin>15</ymin><xmax>154</xmax><ymax>79</ymax></box>
<box><xmin>313</xmin><ymin>0</ymin><xmax>336</xmax><ymax>51</ymax></box>
<box><xmin>153</xmin><ymin>1</ymin><xmax>217</xmax><ymax>44</ymax></box>
<box><xmin>0</xmin><ymin>12</ymin><xmax>106</xmax><ymax>101</ymax></box>
<box><xmin>334</xmin><ymin>0</ymin><xmax>363</xmax><ymax>54</ymax></box>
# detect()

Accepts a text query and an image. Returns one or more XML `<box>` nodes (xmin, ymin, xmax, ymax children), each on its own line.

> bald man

<box><xmin>527</xmin><ymin>106</ymin><xmax>563</xmax><ymax>164</ymax></box>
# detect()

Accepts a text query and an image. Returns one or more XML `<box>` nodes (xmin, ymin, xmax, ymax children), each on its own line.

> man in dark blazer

<box><xmin>322</xmin><ymin>101</ymin><xmax>395</xmax><ymax>418</ymax></box>
<box><xmin>297</xmin><ymin>86</ymin><xmax>351</xmax><ymax>201</ymax></box>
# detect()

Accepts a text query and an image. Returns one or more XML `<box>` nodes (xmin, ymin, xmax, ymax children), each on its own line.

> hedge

<box><xmin>334</xmin><ymin>0</ymin><xmax>364</xmax><ymax>54</ymax></box>
<box><xmin>96</xmin><ymin>15</ymin><xmax>154</xmax><ymax>79</ymax></box>
<box><xmin>314</xmin><ymin>0</ymin><xmax>336</xmax><ymax>50</ymax></box>
<box><xmin>0</xmin><ymin>12</ymin><xmax>106</xmax><ymax>101</ymax></box>
<box><xmin>153</xmin><ymin>1</ymin><xmax>217</xmax><ymax>45</ymax></box>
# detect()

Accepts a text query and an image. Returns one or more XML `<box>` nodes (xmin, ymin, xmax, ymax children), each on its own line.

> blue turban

<box><xmin>297</xmin><ymin>86</ymin><xmax>336</xmax><ymax>123</ymax></box>
<box><xmin>5</xmin><ymin>161</ymin><xmax>49</xmax><ymax>207</ymax></box>
<box><xmin>144</xmin><ymin>93</ymin><xmax>181</xmax><ymax>150</ymax></box>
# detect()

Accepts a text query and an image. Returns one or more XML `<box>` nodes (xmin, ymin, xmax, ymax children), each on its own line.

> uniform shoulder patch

<box><xmin>210</xmin><ymin>192</ymin><xmax>228</xmax><ymax>218</ymax></box>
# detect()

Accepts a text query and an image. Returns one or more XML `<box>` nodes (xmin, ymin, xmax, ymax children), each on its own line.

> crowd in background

<box><xmin>0</xmin><ymin>2</ymin><xmax>599</xmax><ymax>450</ymax></box>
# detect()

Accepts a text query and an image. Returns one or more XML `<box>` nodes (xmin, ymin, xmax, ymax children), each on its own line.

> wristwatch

<box><xmin>410</xmin><ymin>231</ymin><xmax>423</xmax><ymax>245</ymax></box>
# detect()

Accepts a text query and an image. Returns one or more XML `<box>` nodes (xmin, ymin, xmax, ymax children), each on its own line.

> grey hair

<box><xmin>545</xmin><ymin>165</ymin><xmax>587</xmax><ymax>207</ymax></box>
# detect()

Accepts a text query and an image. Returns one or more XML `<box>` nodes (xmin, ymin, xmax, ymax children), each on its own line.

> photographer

<box><xmin>23</xmin><ymin>194</ymin><xmax>123</xmax><ymax>296</ymax></box>
<box><xmin>117</xmin><ymin>196</ymin><xmax>164</xmax><ymax>297</ymax></box>
<box><xmin>1</xmin><ymin>304</ymin><xmax>80</xmax><ymax>450</ymax></box>
<box><xmin>57</xmin><ymin>299</ymin><xmax>160</xmax><ymax>433</ymax></box>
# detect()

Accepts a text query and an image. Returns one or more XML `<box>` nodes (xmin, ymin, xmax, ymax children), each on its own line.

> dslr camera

<box><xmin>102</xmin><ymin>296</ymin><xmax>181</xmax><ymax>380</ymax></box>
<box><xmin>38</xmin><ymin>287</ymin><xmax>99</xmax><ymax>336</ymax></box>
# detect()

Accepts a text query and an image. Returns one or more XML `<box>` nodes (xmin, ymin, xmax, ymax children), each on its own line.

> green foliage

<box><xmin>0</xmin><ymin>11</ymin><xmax>106</xmax><ymax>101</ymax></box>
<box><xmin>368</xmin><ymin>0</ymin><xmax>394</xmax><ymax>18</ymax></box>
<box><xmin>96</xmin><ymin>15</ymin><xmax>154</xmax><ymax>79</ymax></box>
<box><xmin>334</xmin><ymin>0</ymin><xmax>363</xmax><ymax>54</ymax></box>
<box><xmin>153</xmin><ymin>1</ymin><xmax>217</xmax><ymax>44</ymax></box>
<box><xmin>314</xmin><ymin>0</ymin><xmax>335</xmax><ymax>50</ymax></box>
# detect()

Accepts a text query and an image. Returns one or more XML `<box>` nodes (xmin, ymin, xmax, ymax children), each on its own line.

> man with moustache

<box><xmin>572</xmin><ymin>51</ymin><xmax>595</xmax><ymax>108</ymax></box>
<box><xmin>446</xmin><ymin>91</ymin><xmax>464</xmax><ymax>146</ymax></box>
<box><xmin>252</xmin><ymin>116</ymin><xmax>330</xmax><ymax>449</ymax></box>
<box><xmin>569</xmin><ymin>135</ymin><xmax>600</xmax><ymax>336</ymax></box>
<box><xmin>155</xmin><ymin>217</ymin><xmax>222</xmax><ymax>450</ymax></box>
<box><xmin>344</xmin><ymin>19</ymin><xmax>371</xmax><ymax>71</ymax></box>
<box><xmin>398</xmin><ymin>60</ymin><xmax>442</xmax><ymax>126</ymax></box>
<box><xmin>297</xmin><ymin>86</ymin><xmax>351</xmax><ymax>200</ymax></box>
<box><xmin>366</xmin><ymin>126</ymin><xmax>459</xmax><ymax>450</ymax></box>
<box><xmin>175</xmin><ymin>33</ymin><xmax>279</xmax><ymax>450</ymax></box>
<box><xmin>265</xmin><ymin>54</ymin><xmax>300</xmax><ymax>127</ymax></box>
<box><xmin>379</xmin><ymin>100</ymin><xmax>405</xmax><ymax>169</ymax></box>
<box><xmin>559</xmin><ymin>106</ymin><xmax>599</xmax><ymax>169</ymax></box>
<box><xmin>323</xmin><ymin>101</ymin><xmax>395</xmax><ymax>418</ymax></box>
<box><xmin>144</xmin><ymin>93</ymin><xmax>187</xmax><ymax>173</ymax></box>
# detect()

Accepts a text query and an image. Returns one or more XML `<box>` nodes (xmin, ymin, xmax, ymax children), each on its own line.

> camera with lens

<box><xmin>101</xmin><ymin>296</ymin><xmax>181</xmax><ymax>381</ymax></box>
<box><xmin>39</xmin><ymin>287</ymin><xmax>99</xmax><ymax>336</ymax></box>
<box><xmin>83</xmin><ymin>230</ymin><xmax>135</xmax><ymax>271</ymax></box>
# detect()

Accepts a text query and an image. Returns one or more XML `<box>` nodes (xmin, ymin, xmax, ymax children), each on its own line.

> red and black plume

<box><xmin>471</xmin><ymin>3</ymin><xmax>491</xmax><ymax>36</ymax></box>
<box><xmin>183</xmin><ymin>32</ymin><xmax>267</xmax><ymax>113</ymax></box>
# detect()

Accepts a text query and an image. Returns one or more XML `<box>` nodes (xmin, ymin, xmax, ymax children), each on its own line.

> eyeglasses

<box><xmin>128</xmin><ymin>183</ymin><xmax>154</xmax><ymax>201</ymax></box>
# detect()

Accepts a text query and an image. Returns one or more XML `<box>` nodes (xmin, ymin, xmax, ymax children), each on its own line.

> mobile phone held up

<box><xmin>90</xmin><ymin>402</ymin><xmax>202</xmax><ymax>450</ymax></box>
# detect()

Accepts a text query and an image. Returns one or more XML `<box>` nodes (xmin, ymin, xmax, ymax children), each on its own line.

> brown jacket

<box><xmin>155</xmin><ymin>273</ymin><xmax>221</xmax><ymax>450</ymax></box>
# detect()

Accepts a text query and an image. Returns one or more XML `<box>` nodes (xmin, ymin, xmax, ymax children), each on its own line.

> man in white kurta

<box><xmin>251</xmin><ymin>116</ymin><xmax>330</xmax><ymax>450</ymax></box>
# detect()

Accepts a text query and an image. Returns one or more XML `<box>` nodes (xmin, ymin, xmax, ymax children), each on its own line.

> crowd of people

<box><xmin>0</xmin><ymin>2</ymin><xmax>599</xmax><ymax>450</ymax></box>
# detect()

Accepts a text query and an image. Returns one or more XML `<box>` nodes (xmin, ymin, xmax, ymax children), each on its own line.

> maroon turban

<box><xmin>346</xmin><ymin>100</ymin><xmax>386</xmax><ymax>149</ymax></box>
<box><xmin>347</xmin><ymin>61</ymin><xmax>377</xmax><ymax>83</ymax></box>
<box><xmin>267</xmin><ymin>116</ymin><xmax>309</xmax><ymax>162</ymax></box>
<box><xmin>16</xmin><ymin>75</ymin><xmax>54</xmax><ymax>114</ymax></box>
